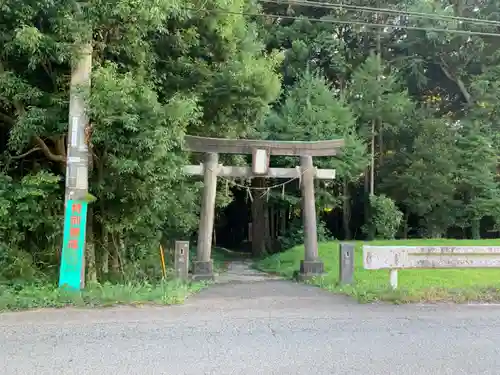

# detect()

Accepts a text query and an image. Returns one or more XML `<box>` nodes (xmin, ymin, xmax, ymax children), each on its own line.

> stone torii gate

<box><xmin>183</xmin><ymin>135</ymin><xmax>345</xmax><ymax>281</ymax></box>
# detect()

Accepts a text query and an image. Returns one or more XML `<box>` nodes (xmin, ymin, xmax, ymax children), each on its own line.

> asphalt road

<box><xmin>1</xmin><ymin>280</ymin><xmax>500</xmax><ymax>375</ymax></box>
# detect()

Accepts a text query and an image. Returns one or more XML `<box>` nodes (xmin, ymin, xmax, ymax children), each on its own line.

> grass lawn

<box><xmin>255</xmin><ymin>239</ymin><xmax>500</xmax><ymax>303</ymax></box>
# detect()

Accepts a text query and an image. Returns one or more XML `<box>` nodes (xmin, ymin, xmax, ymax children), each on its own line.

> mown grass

<box><xmin>0</xmin><ymin>280</ymin><xmax>207</xmax><ymax>312</ymax></box>
<box><xmin>255</xmin><ymin>239</ymin><xmax>500</xmax><ymax>303</ymax></box>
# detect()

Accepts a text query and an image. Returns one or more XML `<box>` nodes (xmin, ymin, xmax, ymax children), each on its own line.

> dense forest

<box><xmin>1</xmin><ymin>0</ymin><xmax>500</xmax><ymax>284</ymax></box>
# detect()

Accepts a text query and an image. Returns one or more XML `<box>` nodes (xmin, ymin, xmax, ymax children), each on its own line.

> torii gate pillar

<box><xmin>299</xmin><ymin>155</ymin><xmax>323</xmax><ymax>278</ymax></box>
<box><xmin>192</xmin><ymin>152</ymin><xmax>218</xmax><ymax>280</ymax></box>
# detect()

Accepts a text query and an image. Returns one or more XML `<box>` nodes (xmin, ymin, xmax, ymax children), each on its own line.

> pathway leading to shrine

<box><xmin>214</xmin><ymin>259</ymin><xmax>282</xmax><ymax>284</ymax></box>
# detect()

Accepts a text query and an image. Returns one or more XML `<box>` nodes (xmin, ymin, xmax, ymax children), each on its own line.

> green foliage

<box><xmin>265</xmin><ymin>70</ymin><xmax>353</xmax><ymax>140</ymax></box>
<box><xmin>90</xmin><ymin>62</ymin><xmax>199</xmax><ymax>251</ymax></box>
<box><xmin>0</xmin><ymin>170</ymin><xmax>63</xmax><ymax>281</ymax></box>
<box><xmin>277</xmin><ymin>219</ymin><xmax>333</xmax><ymax>250</ymax></box>
<box><xmin>382</xmin><ymin>113</ymin><xmax>459</xmax><ymax>238</ymax></box>
<box><xmin>259</xmin><ymin>70</ymin><xmax>366</xmax><ymax>234</ymax></box>
<box><xmin>154</xmin><ymin>0</ymin><xmax>281</xmax><ymax>138</ymax></box>
<box><xmin>454</xmin><ymin>121</ymin><xmax>500</xmax><ymax>238</ymax></box>
<box><xmin>348</xmin><ymin>54</ymin><xmax>415</xmax><ymax>136</ymax></box>
<box><xmin>262</xmin><ymin>69</ymin><xmax>363</xmax><ymax>172</ymax></box>
<box><xmin>364</xmin><ymin>195</ymin><xmax>403</xmax><ymax>240</ymax></box>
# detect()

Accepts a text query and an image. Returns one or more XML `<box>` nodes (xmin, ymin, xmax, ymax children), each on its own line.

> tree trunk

<box><xmin>378</xmin><ymin>128</ymin><xmax>384</xmax><ymax>167</ymax></box>
<box><xmin>85</xmin><ymin>206</ymin><xmax>97</xmax><ymax>283</ymax></box>
<box><xmin>371</xmin><ymin>7</ymin><xmax>381</xmax><ymax>195</ymax></box>
<box><xmin>97</xmin><ymin>152</ymin><xmax>108</xmax><ymax>281</ymax></box>
<box><xmin>364</xmin><ymin>171</ymin><xmax>373</xmax><ymax>240</ymax></box>
<box><xmin>109</xmin><ymin>232</ymin><xmax>122</xmax><ymax>282</ymax></box>
<box><xmin>251</xmin><ymin>178</ymin><xmax>269</xmax><ymax>257</ymax></box>
<box><xmin>365</xmin><ymin>25</ymin><xmax>381</xmax><ymax>241</ymax></box>
<box><xmin>280</xmin><ymin>207</ymin><xmax>287</xmax><ymax>235</ymax></box>
<box><xmin>403</xmin><ymin>208</ymin><xmax>410</xmax><ymax>240</ymax></box>
<box><xmin>110</xmin><ymin>244</ymin><xmax>120</xmax><ymax>274</ymax></box>
<box><xmin>270</xmin><ymin>205</ymin><xmax>275</xmax><ymax>249</ymax></box>
<box><xmin>370</xmin><ymin>120</ymin><xmax>375</xmax><ymax>196</ymax></box>
<box><xmin>471</xmin><ymin>218</ymin><xmax>481</xmax><ymax>239</ymax></box>
<box><xmin>100</xmin><ymin>225</ymin><xmax>109</xmax><ymax>280</ymax></box>
<box><xmin>402</xmin><ymin>208</ymin><xmax>410</xmax><ymax>239</ymax></box>
<box><xmin>342</xmin><ymin>179</ymin><xmax>351</xmax><ymax>240</ymax></box>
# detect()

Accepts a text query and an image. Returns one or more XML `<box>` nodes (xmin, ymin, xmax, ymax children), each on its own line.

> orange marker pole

<box><xmin>159</xmin><ymin>244</ymin><xmax>167</xmax><ymax>279</ymax></box>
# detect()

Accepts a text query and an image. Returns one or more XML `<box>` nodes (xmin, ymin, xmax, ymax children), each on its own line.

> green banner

<box><xmin>59</xmin><ymin>200</ymin><xmax>88</xmax><ymax>290</ymax></box>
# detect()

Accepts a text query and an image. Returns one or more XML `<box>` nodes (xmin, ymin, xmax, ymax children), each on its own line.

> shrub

<box><xmin>364</xmin><ymin>194</ymin><xmax>403</xmax><ymax>239</ymax></box>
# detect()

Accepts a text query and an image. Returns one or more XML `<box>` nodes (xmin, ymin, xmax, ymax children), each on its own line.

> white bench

<box><xmin>363</xmin><ymin>245</ymin><xmax>500</xmax><ymax>289</ymax></box>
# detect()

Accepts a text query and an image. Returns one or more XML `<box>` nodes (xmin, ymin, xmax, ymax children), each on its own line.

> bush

<box><xmin>0</xmin><ymin>171</ymin><xmax>63</xmax><ymax>282</ymax></box>
<box><xmin>364</xmin><ymin>194</ymin><xmax>403</xmax><ymax>239</ymax></box>
<box><xmin>277</xmin><ymin>218</ymin><xmax>333</xmax><ymax>250</ymax></box>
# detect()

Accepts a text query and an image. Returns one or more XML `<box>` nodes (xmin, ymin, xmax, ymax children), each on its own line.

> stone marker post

<box><xmin>339</xmin><ymin>243</ymin><xmax>355</xmax><ymax>285</ymax></box>
<box><xmin>174</xmin><ymin>241</ymin><xmax>190</xmax><ymax>282</ymax></box>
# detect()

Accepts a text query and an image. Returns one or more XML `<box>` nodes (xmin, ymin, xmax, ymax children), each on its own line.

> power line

<box><xmin>259</xmin><ymin>0</ymin><xmax>500</xmax><ymax>27</ymax></box>
<box><xmin>189</xmin><ymin>8</ymin><xmax>500</xmax><ymax>38</ymax></box>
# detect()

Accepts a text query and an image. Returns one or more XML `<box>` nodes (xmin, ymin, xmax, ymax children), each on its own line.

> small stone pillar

<box><xmin>339</xmin><ymin>243</ymin><xmax>354</xmax><ymax>285</ymax></box>
<box><xmin>174</xmin><ymin>241</ymin><xmax>190</xmax><ymax>282</ymax></box>
<box><xmin>193</xmin><ymin>152</ymin><xmax>218</xmax><ymax>281</ymax></box>
<box><xmin>299</xmin><ymin>155</ymin><xmax>324</xmax><ymax>280</ymax></box>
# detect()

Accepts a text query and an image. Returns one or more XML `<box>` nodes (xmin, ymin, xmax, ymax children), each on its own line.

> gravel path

<box><xmin>1</xmin><ymin>265</ymin><xmax>500</xmax><ymax>374</ymax></box>
<box><xmin>214</xmin><ymin>259</ymin><xmax>281</xmax><ymax>284</ymax></box>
